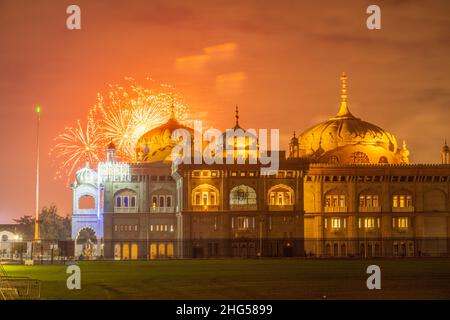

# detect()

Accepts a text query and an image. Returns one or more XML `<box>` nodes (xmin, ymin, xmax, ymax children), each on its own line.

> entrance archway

<box><xmin>76</xmin><ymin>228</ymin><xmax>98</xmax><ymax>259</ymax></box>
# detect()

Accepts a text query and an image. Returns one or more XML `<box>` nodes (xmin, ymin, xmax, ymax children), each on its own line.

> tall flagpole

<box><xmin>34</xmin><ymin>105</ymin><xmax>41</xmax><ymax>241</ymax></box>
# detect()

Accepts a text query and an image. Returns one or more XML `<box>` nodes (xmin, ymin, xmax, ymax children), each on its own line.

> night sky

<box><xmin>0</xmin><ymin>0</ymin><xmax>449</xmax><ymax>222</ymax></box>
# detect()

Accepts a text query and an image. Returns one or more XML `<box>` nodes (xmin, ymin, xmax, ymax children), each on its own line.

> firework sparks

<box><xmin>51</xmin><ymin>79</ymin><xmax>190</xmax><ymax>180</ymax></box>
<box><xmin>50</xmin><ymin>118</ymin><xmax>104</xmax><ymax>180</ymax></box>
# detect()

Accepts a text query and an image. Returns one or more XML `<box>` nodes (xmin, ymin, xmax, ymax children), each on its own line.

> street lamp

<box><xmin>34</xmin><ymin>105</ymin><xmax>41</xmax><ymax>242</ymax></box>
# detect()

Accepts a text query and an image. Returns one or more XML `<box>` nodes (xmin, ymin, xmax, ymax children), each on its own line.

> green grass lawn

<box><xmin>4</xmin><ymin>258</ymin><xmax>450</xmax><ymax>300</ymax></box>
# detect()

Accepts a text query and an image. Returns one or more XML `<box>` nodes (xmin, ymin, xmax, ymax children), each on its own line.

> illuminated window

<box><xmin>359</xmin><ymin>194</ymin><xmax>379</xmax><ymax>207</ymax></box>
<box><xmin>398</xmin><ymin>217</ymin><xmax>408</xmax><ymax>229</ymax></box>
<box><xmin>268</xmin><ymin>185</ymin><xmax>293</xmax><ymax>206</ymax></box>
<box><xmin>325</xmin><ymin>194</ymin><xmax>346</xmax><ymax>207</ymax></box>
<box><xmin>115</xmin><ymin>190</ymin><xmax>138</xmax><ymax>210</ymax></box>
<box><xmin>393</xmin><ymin>194</ymin><xmax>413</xmax><ymax>208</ymax></box>
<box><xmin>364</xmin><ymin>218</ymin><xmax>375</xmax><ymax>229</ymax></box>
<box><xmin>331</xmin><ymin>218</ymin><xmax>341</xmax><ymax>229</ymax></box>
<box><xmin>237</xmin><ymin>217</ymin><xmax>250</xmax><ymax>230</ymax></box>
<box><xmin>192</xmin><ymin>185</ymin><xmax>218</xmax><ymax>207</ymax></box>
<box><xmin>152</xmin><ymin>196</ymin><xmax>157</xmax><ymax>208</ymax></box>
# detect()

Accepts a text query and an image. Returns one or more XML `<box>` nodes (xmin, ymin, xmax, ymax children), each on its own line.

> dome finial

<box><xmin>169</xmin><ymin>98</ymin><xmax>176</xmax><ymax>120</ymax></box>
<box><xmin>235</xmin><ymin>105</ymin><xmax>239</xmax><ymax>127</ymax></box>
<box><xmin>336</xmin><ymin>72</ymin><xmax>354</xmax><ymax>118</ymax></box>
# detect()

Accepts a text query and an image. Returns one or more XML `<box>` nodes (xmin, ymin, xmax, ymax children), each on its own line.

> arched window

<box><xmin>150</xmin><ymin>188</ymin><xmax>174</xmax><ymax>212</ymax></box>
<box><xmin>324</xmin><ymin>189</ymin><xmax>346</xmax><ymax>211</ymax></box>
<box><xmin>378</xmin><ymin>156</ymin><xmax>388</xmax><ymax>164</ymax></box>
<box><xmin>268</xmin><ymin>184</ymin><xmax>294</xmax><ymax>210</ymax></box>
<box><xmin>192</xmin><ymin>184</ymin><xmax>219</xmax><ymax>209</ymax></box>
<box><xmin>115</xmin><ymin>189</ymin><xmax>138</xmax><ymax>212</ymax></box>
<box><xmin>1</xmin><ymin>235</ymin><xmax>8</xmax><ymax>242</ymax></box>
<box><xmin>230</xmin><ymin>185</ymin><xmax>257</xmax><ymax>205</ymax></box>
<box><xmin>351</xmin><ymin>152</ymin><xmax>370</xmax><ymax>164</ymax></box>
<box><xmin>359</xmin><ymin>190</ymin><xmax>380</xmax><ymax>211</ymax></box>
<box><xmin>392</xmin><ymin>191</ymin><xmax>413</xmax><ymax>210</ymax></box>
<box><xmin>78</xmin><ymin>195</ymin><xmax>96</xmax><ymax>209</ymax></box>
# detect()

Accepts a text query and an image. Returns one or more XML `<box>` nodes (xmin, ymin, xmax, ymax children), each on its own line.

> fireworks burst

<box><xmin>51</xmin><ymin>78</ymin><xmax>190</xmax><ymax>180</ymax></box>
<box><xmin>50</xmin><ymin>118</ymin><xmax>104</xmax><ymax>180</ymax></box>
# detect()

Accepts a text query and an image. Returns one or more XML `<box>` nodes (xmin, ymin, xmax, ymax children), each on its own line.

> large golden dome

<box><xmin>298</xmin><ymin>73</ymin><xmax>409</xmax><ymax>164</ymax></box>
<box><xmin>135</xmin><ymin>109</ymin><xmax>193</xmax><ymax>163</ymax></box>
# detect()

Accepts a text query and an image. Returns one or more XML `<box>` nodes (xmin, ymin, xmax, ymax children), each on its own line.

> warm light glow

<box><xmin>51</xmin><ymin>79</ymin><xmax>190</xmax><ymax>179</ymax></box>
<box><xmin>203</xmin><ymin>42</ymin><xmax>237</xmax><ymax>55</ymax></box>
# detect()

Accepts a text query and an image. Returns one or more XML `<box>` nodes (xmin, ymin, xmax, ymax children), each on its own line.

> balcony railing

<box><xmin>150</xmin><ymin>207</ymin><xmax>174</xmax><ymax>213</ymax></box>
<box><xmin>114</xmin><ymin>207</ymin><xmax>138</xmax><ymax>213</ymax></box>
<box><xmin>229</xmin><ymin>204</ymin><xmax>257</xmax><ymax>211</ymax></box>
<box><xmin>324</xmin><ymin>206</ymin><xmax>347</xmax><ymax>213</ymax></box>
<box><xmin>358</xmin><ymin>206</ymin><xmax>381</xmax><ymax>213</ymax></box>
<box><xmin>268</xmin><ymin>204</ymin><xmax>294</xmax><ymax>211</ymax></box>
<box><xmin>192</xmin><ymin>205</ymin><xmax>220</xmax><ymax>212</ymax></box>
<box><xmin>392</xmin><ymin>206</ymin><xmax>414</xmax><ymax>212</ymax></box>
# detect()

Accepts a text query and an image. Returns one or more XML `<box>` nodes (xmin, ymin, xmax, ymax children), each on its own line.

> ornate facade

<box><xmin>71</xmin><ymin>73</ymin><xmax>450</xmax><ymax>259</ymax></box>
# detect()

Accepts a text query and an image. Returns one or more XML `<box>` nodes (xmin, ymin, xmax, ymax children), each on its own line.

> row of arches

<box><xmin>328</xmin><ymin>153</ymin><xmax>389</xmax><ymax>164</ymax></box>
<box><xmin>319</xmin><ymin>188</ymin><xmax>447</xmax><ymax>212</ymax></box>
<box><xmin>113</xmin><ymin>242</ymin><xmax>175</xmax><ymax>260</ymax></box>
<box><xmin>191</xmin><ymin>184</ymin><xmax>295</xmax><ymax>210</ymax></box>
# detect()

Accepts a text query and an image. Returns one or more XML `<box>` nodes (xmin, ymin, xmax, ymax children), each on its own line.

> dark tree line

<box><xmin>14</xmin><ymin>204</ymin><xmax>71</xmax><ymax>240</ymax></box>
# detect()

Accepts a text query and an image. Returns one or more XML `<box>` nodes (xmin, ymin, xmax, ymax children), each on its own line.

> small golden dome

<box><xmin>442</xmin><ymin>140</ymin><xmax>449</xmax><ymax>153</ymax></box>
<box><xmin>135</xmin><ymin>109</ymin><xmax>193</xmax><ymax>162</ymax></box>
<box><xmin>216</xmin><ymin>106</ymin><xmax>259</xmax><ymax>161</ymax></box>
<box><xmin>298</xmin><ymin>73</ymin><xmax>408</xmax><ymax>164</ymax></box>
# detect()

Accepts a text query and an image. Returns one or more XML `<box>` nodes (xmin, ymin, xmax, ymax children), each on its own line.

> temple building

<box><xmin>70</xmin><ymin>73</ymin><xmax>450</xmax><ymax>259</ymax></box>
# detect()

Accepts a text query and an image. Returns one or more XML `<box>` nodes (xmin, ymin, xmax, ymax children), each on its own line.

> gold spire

<box><xmin>336</xmin><ymin>72</ymin><xmax>355</xmax><ymax>118</ymax></box>
<box><xmin>235</xmin><ymin>105</ymin><xmax>239</xmax><ymax>127</ymax></box>
<box><xmin>169</xmin><ymin>103</ymin><xmax>176</xmax><ymax>120</ymax></box>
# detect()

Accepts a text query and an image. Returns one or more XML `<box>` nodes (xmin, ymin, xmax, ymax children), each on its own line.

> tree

<box><xmin>13</xmin><ymin>205</ymin><xmax>72</xmax><ymax>240</ymax></box>
<box><xmin>38</xmin><ymin>205</ymin><xmax>72</xmax><ymax>240</ymax></box>
<box><xmin>13</xmin><ymin>215</ymin><xmax>35</xmax><ymax>225</ymax></box>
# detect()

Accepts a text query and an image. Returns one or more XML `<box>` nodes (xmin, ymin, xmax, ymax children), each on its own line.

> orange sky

<box><xmin>0</xmin><ymin>0</ymin><xmax>449</xmax><ymax>222</ymax></box>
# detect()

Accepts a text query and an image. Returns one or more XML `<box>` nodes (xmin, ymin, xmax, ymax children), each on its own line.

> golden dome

<box><xmin>135</xmin><ymin>109</ymin><xmax>193</xmax><ymax>163</ymax></box>
<box><xmin>217</xmin><ymin>106</ymin><xmax>259</xmax><ymax>161</ymax></box>
<box><xmin>442</xmin><ymin>140</ymin><xmax>449</xmax><ymax>153</ymax></box>
<box><xmin>298</xmin><ymin>73</ymin><xmax>408</xmax><ymax>164</ymax></box>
